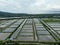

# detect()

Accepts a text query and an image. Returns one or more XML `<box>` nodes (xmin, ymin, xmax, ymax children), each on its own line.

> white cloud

<box><xmin>47</xmin><ymin>4</ymin><xmax>60</xmax><ymax>9</ymax></box>
<box><xmin>0</xmin><ymin>0</ymin><xmax>21</xmax><ymax>13</ymax></box>
<box><xmin>0</xmin><ymin>0</ymin><xmax>60</xmax><ymax>13</ymax></box>
<box><xmin>27</xmin><ymin>0</ymin><xmax>60</xmax><ymax>13</ymax></box>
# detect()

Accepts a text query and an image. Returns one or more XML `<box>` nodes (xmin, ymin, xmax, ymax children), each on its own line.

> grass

<box><xmin>43</xmin><ymin>18</ymin><xmax>60</xmax><ymax>22</ymax></box>
<box><xmin>0</xmin><ymin>20</ymin><xmax>7</xmax><ymax>24</ymax></box>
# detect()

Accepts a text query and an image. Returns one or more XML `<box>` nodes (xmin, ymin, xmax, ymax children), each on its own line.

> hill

<box><xmin>0</xmin><ymin>11</ymin><xmax>60</xmax><ymax>18</ymax></box>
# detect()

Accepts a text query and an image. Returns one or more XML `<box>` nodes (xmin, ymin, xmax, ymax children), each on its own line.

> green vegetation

<box><xmin>0</xmin><ymin>20</ymin><xmax>6</xmax><ymax>24</ymax></box>
<box><xmin>43</xmin><ymin>18</ymin><xmax>60</xmax><ymax>22</ymax></box>
<box><xmin>0</xmin><ymin>11</ymin><xmax>60</xmax><ymax>18</ymax></box>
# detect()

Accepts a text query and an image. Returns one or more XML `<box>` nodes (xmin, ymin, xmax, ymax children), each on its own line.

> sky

<box><xmin>0</xmin><ymin>0</ymin><xmax>60</xmax><ymax>14</ymax></box>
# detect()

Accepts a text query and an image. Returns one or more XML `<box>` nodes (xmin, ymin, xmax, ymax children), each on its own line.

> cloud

<box><xmin>27</xmin><ymin>0</ymin><xmax>60</xmax><ymax>13</ymax></box>
<box><xmin>0</xmin><ymin>0</ymin><xmax>21</xmax><ymax>13</ymax></box>
<box><xmin>0</xmin><ymin>0</ymin><xmax>60</xmax><ymax>13</ymax></box>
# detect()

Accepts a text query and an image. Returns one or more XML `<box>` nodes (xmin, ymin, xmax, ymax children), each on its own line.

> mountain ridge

<box><xmin>0</xmin><ymin>11</ymin><xmax>60</xmax><ymax>17</ymax></box>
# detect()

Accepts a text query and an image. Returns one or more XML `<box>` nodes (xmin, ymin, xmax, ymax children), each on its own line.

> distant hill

<box><xmin>0</xmin><ymin>11</ymin><xmax>27</xmax><ymax>17</ymax></box>
<box><xmin>0</xmin><ymin>11</ymin><xmax>60</xmax><ymax>18</ymax></box>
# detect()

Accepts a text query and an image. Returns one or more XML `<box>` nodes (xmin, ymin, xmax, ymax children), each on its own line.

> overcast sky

<box><xmin>0</xmin><ymin>0</ymin><xmax>60</xmax><ymax>14</ymax></box>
